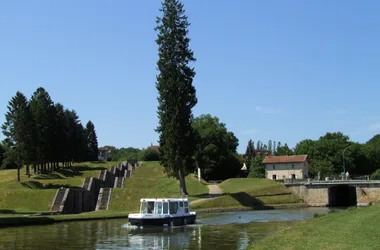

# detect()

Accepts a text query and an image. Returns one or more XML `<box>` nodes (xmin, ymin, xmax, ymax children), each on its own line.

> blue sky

<box><xmin>1</xmin><ymin>0</ymin><xmax>380</xmax><ymax>153</ymax></box>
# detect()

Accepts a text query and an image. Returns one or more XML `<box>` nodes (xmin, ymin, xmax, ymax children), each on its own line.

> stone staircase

<box><xmin>114</xmin><ymin>176</ymin><xmax>124</xmax><ymax>188</ymax></box>
<box><xmin>51</xmin><ymin>188</ymin><xmax>69</xmax><ymax>212</ymax></box>
<box><xmin>96</xmin><ymin>188</ymin><xmax>112</xmax><ymax>211</ymax></box>
<box><xmin>51</xmin><ymin>160</ymin><xmax>140</xmax><ymax>213</ymax></box>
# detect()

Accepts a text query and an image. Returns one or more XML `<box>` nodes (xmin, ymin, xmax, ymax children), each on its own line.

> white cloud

<box><xmin>255</xmin><ymin>106</ymin><xmax>280</xmax><ymax>114</ymax></box>
<box><xmin>240</xmin><ymin>129</ymin><xmax>259</xmax><ymax>135</ymax></box>
<box><xmin>369</xmin><ymin>123</ymin><xmax>380</xmax><ymax>131</ymax></box>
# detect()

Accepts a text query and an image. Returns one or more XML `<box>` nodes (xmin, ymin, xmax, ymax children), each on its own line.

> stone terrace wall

<box><xmin>51</xmin><ymin>161</ymin><xmax>140</xmax><ymax>214</ymax></box>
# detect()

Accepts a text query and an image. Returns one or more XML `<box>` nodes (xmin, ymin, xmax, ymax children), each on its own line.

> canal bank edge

<box><xmin>0</xmin><ymin>203</ymin><xmax>308</xmax><ymax>228</ymax></box>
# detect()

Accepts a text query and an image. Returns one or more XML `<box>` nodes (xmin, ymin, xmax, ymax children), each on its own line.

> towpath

<box><xmin>190</xmin><ymin>183</ymin><xmax>222</xmax><ymax>205</ymax></box>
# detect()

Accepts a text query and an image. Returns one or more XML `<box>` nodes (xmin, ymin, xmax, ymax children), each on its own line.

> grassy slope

<box><xmin>191</xmin><ymin>178</ymin><xmax>301</xmax><ymax>211</ymax></box>
<box><xmin>0</xmin><ymin>161</ymin><xmax>118</xmax><ymax>212</ymax></box>
<box><xmin>109</xmin><ymin>161</ymin><xmax>209</xmax><ymax>212</ymax></box>
<box><xmin>253</xmin><ymin>203</ymin><xmax>380</xmax><ymax>250</ymax></box>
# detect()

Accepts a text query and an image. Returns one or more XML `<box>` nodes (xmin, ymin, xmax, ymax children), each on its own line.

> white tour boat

<box><xmin>128</xmin><ymin>198</ymin><xmax>196</xmax><ymax>227</ymax></box>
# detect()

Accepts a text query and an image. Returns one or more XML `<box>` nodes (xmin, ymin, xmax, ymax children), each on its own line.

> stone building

<box><xmin>263</xmin><ymin>154</ymin><xmax>309</xmax><ymax>180</ymax></box>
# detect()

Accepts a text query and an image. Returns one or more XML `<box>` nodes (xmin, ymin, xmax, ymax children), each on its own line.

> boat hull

<box><xmin>128</xmin><ymin>214</ymin><xmax>196</xmax><ymax>227</ymax></box>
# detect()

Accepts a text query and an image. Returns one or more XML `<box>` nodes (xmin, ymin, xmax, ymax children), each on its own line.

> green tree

<box><xmin>155</xmin><ymin>0</ymin><xmax>198</xmax><ymax>194</ymax></box>
<box><xmin>248</xmin><ymin>155</ymin><xmax>265</xmax><ymax>178</ymax></box>
<box><xmin>244</xmin><ymin>139</ymin><xmax>255</xmax><ymax>172</ymax></box>
<box><xmin>1</xmin><ymin>92</ymin><xmax>32</xmax><ymax>180</ymax></box>
<box><xmin>0</xmin><ymin>142</ymin><xmax>4</xmax><ymax>167</ymax></box>
<box><xmin>193</xmin><ymin>114</ymin><xmax>240</xmax><ymax>181</ymax></box>
<box><xmin>256</xmin><ymin>140</ymin><xmax>261</xmax><ymax>150</ymax></box>
<box><xmin>142</xmin><ymin>148</ymin><xmax>160</xmax><ymax>161</ymax></box>
<box><xmin>29</xmin><ymin>87</ymin><xmax>55</xmax><ymax>173</ymax></box>
<box><xmin>268</xmin><ymin>140</ymin><xmax>272</xmax><ymax>154</ymax></box>
<box><xmin>276</xmin><ymin>143</ymin><xmax>293</xmax><ymax>156</ymax></box>
<box><xmin>272</xmin><ymin>140</ymin><xmax>276</xmax><ymax>154</ymax></box>
<box><xmin>53</xmin><ymin>103</ymin><xmax>69</xmax><ymax>169</ymax></box>
<box><xmin>85</xmin><ymin>120</ymin><xmax>98</xmax><ymax>161</ymax></box>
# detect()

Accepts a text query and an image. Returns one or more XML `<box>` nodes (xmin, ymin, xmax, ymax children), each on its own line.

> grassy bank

<box><xmin>252</xmin><ymin>203</ymin><xmax>380</xmax><ymax>249</ymax></box>
<box><xmin>0</xmin><ymin>210</ymin><xmax>130</xmax><ymax>228</ymax></box>
<box><xmin>110</xmin><ymin>161</ymin><xmax>209</xmax><ymax>212</ymax></box>
<box><xmin>0</xmin><ymin>161</ymin><xmax>118</xmax><ymax>212</ymax></box>
<box><xmin>192</xmin><ymin>178</ymin><xmax>301</xmax><ymax>211</ymax></box>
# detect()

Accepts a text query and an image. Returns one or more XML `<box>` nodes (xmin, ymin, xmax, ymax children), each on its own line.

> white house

<box><xmin>262</xmin><ymin>155</ymin><xmax>309</xmax><ymax>180</ymax></box>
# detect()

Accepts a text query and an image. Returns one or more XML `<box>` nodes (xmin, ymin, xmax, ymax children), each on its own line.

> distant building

<box><xmin>262</xmin><ymin>155</ymin><xmax>309</xmax><ymax>180</ymax></box>
<box><xmin>98</xmin><ymin>147</ymin><xmax>111</xmax><ymax>161</ymax></box>
<box><xmin>148</xmin><ymin>144</ymin><xmax>160</xmax><ymax>153</ymax></box>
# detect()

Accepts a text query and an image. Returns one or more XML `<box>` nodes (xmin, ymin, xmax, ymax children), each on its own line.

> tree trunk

<box><xmin>26</xmin><ymin>164</ymin><xmax>30</xmax><ymax>178</ymax></box>
<box><xmin>17</xmin><ymin>165</ymin><xmax>21</xmax><ymax>182</ymax></box>
<box><xmin>178</xmin><ymin>169</ymin><xmax>188</xmax><ymax>195</ymax></box>
<box><xmin>33</xmin><ymin>164</ymin><xmax>36</xmax><ymax>175</ymax></box>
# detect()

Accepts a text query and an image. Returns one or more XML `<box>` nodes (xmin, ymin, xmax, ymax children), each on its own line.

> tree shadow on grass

<box><xmin>229</xmin><ymin>192</ymin><xmax>274</xmax><ymax>209</ymax></box>
<box><xmin>32</xmin><ymin>165</ymin><xmax>107</xmax><ymax>179</ymax></box>
<box><xmin>21</xmin><ymin>181</ymin><xmax>81</xmax><ymax>190</ymax></box>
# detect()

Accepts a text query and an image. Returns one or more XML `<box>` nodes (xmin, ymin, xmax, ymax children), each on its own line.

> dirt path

<box><xmin>190</xmin><ymin>184</ymin><xmax>222</xmax><ymax>205</ymax></box>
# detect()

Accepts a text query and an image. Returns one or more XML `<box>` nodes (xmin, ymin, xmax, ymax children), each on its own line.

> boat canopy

<box><xmin>139</xmin><ymin>198</ymin><xmax>190</xmax><ymax>215</ymax></box>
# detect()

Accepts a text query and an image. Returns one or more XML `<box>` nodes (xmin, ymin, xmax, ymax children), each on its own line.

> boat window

<box><xmin>169</xmin><ymin>202</ymin><xmax>178</xmax><ymax>214</ymax></box>
<box><xmin>184</xmin><ymin>201</ymin><xmax>188</xmax><ymax>207</ymax></box>
<box><xmin>185</xmin><ymin>207</ymin><xmax>189</xmax><ymax>213</ymax></box>
<box><xmin>179</xmin><ymin>202</ymin><xmax>183</xmax><ymax>207</ymax></box>
<box><xmin>163</xmin><ymin>202</ymin><xmax>169</xmax><ymax>214</ymax></box>
<box><xmin>147</xmin><ymin>201</ymin><xmax>155</xmax><ymax>214</ymax></box>
<box><xmin>155</xmin><ymin>202</ymin><xmax>163</xmax><ymax>214</ymax></box>
<box><xmin>140</xmin><ymin>201</ymin><xmax>148</xmax><ymax>214</ymax></box>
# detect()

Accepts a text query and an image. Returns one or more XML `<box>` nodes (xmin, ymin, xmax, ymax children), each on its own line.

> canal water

<box><xmin>0</xmin><ymin>207</ymin><xmax>331</xmax><ymax>250</ymax></box>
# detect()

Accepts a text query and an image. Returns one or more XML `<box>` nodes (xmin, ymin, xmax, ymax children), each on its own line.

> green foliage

<box><xmin>155</xmin><ymin>0</ymin><xmax>197</xmax><ymax>194</ymax></box>
<box><xmin>248</xmin><ymin>155</ymin><xmax>265</xmax><ymax>178</ymax></box>
<box><xmin>1</xmin><ymin>88</ymin><xmax>99</xmax><ymax>178</ymax></box>
<box><xmin>1</xmin><ymin>145</ymin><xmax>17</xmax><ymax>169</ymax></box>
<box><xmin>193</xmin><ymin>114</ymin><xmax>241</xmax><ymax>180</ymax></box>
<box><xmin>267</xmin><ymin>140</ymin><xmax>272</xmax><ymax>154</ymax></box>
<box><xmin>275</xmin><ymin>143</ymin><xmax>293</xmax><ymax>156</ymax></box>
<box><xmin>370</xmin><ymin>169</ymin><xmax>380</xmax><ymax>180</ymax></box>
<box><xmin>141</xmin><ymin>148</ymin><xmax>160</xmax><ymax>161</ymax></box>
<box><xmin>244</xmin><ymin>139</ymin><xmax>255</xmax><ymax>172</ymax></box>
<box><xmin>85</xmin><ymin>121</ymin><xmax>98</xmax><ymax>161</ymax></box>
<box><xmin>0</xmin><ymin>143</ymin><xmax>4</xmax><ymax>167</ymax></box>
<box><xmin>105</xmin><ymin>146</ymin><xmax>142</xmax><ymax>161</ymax></box>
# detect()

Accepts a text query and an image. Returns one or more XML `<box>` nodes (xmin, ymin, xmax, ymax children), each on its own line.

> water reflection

<box><xmin>0</xmin><ymin>207</ymin><xmax>330</xmax><ymax>250</ymax></box>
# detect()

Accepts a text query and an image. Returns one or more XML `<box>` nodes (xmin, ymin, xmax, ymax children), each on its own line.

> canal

<box><xmin>0</xmin><ymin>207</ymin><xmax>331</xmax><ymax>249</ymax></box>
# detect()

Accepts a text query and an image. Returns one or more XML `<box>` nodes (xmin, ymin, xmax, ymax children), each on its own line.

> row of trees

<box><xmin>0</xmin><ymin>87</ymin><xmax>99</xmax><ymax>181</ymax></box>
<box><xmin>105</xmin><ymin>114</ymin><xmax>242</xmax><ymax>181</ymax></box>
<box><xmin>243</xmin><ymin>132</ymin><xmax>380</xmax><ymax>179</ymax></box>
<box><xmin>100</xmin><ymin>146</ymin><xmax>161</xmax><ymax>162</ymax></box>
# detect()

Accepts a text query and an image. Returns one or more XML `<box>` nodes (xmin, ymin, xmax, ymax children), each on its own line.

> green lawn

<box><xmin>192</xmin><ymin>178</ymin><xmax>301</xmax><ymax>211</ymax></box>
<box><xmin>109</xmin><ymin>161</ymin><xmax>209</xmax><ymax>212</ymax></box>
<box><xmin>0</xmin><ymin>161</ymin><xmax>118</xmax><ymax>212</ymax></box>
<box><xmin>253</xmin><ymin>203</ymin><xmax>380</xmax><ymax>250</ymax></box>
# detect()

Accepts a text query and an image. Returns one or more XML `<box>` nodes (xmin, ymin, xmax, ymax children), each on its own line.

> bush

<box><xmin>370</xmin><ymin>169</ymin><xmax>380</xmax><ymax>180</ymax></box>
<box><xmin>142</xmin><ymin>148</ymin><xmax>160</xmax><ymax>161</ymax></box>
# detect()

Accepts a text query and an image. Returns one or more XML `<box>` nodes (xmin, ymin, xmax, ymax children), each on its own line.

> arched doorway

<box><xmin>328</xmin><ymin>185</ymin><xmax>357</xmax><ymax>206</ymax></box>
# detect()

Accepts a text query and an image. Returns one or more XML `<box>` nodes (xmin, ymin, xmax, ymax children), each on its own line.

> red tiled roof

<box><xmin>263</xmin><ymin>155</ymin><xmax>308</xmax><ymax>164</ymax></box>
<box><xmin>98</xmin><ymin>147</ymin><xmax>111</xmax><ymax>152</ymax></box>
<box><xmin>148</xmin><ymin>145</ymin><xmax>160</xmax><ymax>152</ymax></box>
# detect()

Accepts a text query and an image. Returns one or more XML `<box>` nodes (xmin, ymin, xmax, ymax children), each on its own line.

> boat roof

<box><xmin>139</xmin><ymin>198</ymin><xmax>189</xmax><ymax>202</ymax></box>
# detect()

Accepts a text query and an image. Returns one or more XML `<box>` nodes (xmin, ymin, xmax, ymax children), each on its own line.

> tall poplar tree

<box><xmin>86</xmin><ymin>120</ymin><xmax>98</xmax><ymax>161</ymax></box>
<box><xmin>268</xmin><ymin>140</ymin><xmax>272</xmax><ymax>153</ymax></box>
<box><xmin>155</xmin><ymin>0</ymin><xmax>197</xmax><ymax>195</ymax></box>
<box><xmin>244</xmin><ymin>139</ymin><xmax>255</xmax><ymax>172</ymax></box>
